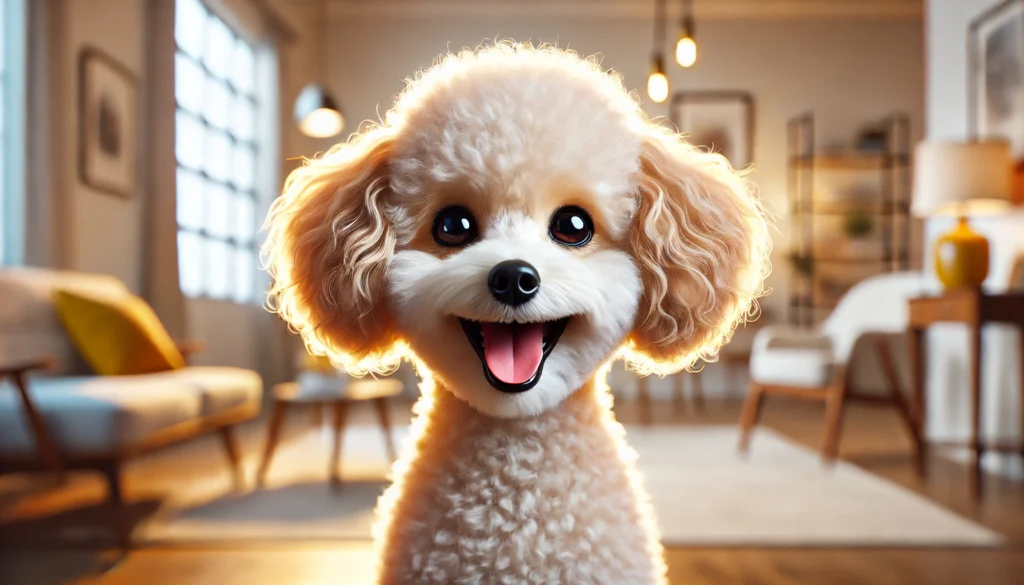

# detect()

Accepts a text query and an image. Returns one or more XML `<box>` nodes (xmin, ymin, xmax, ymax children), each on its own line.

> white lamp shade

<box><xmin>912</xmin><ymin>140</ymin><xmax>1014</xmax><ymax>217</ymax></box>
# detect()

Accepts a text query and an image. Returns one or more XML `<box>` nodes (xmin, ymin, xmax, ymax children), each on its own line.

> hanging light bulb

<box><xmin>647</xmin><ymin>55</ymin><xmax>669</xmax><ymax>104</ymax></box>
<box><xmin>675</xmin><ymin>24</ymin><xmax>697</xmax><ymax>67</ymax></box>
<box><xmin>675</xmin><ymin>1</ymin><xmax>697</xmax><ymax>67</ymax></box>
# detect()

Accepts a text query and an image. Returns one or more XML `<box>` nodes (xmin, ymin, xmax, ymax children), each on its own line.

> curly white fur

<box><xmin>262</xmin><ymin>41</ymin><xmax>771</xmax><ymax>585</ymax></box>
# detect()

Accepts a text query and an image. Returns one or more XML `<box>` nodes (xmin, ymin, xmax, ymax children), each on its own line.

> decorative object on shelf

<box><xmin>786</xmin><ymin>113</ymin><xmax>912</xmax><ymax>327</ymax></box>
<box><xmin>842</xmin><ymin>209</ymin><xmax>875</xmax><ymax>239</ymax></box>
<box><xmin>674</xmin><ymin>0</ymin><xmax>697</xmax><ymax>68</ymax></box>
<box><xmin>295</xmin><ymin>0</ymin><xmax>344</xmax><ymax>138</ymax></box>
<box><xmin>789</xmin><ymin>253</ymin><xmax>814</xmax><ymax>277</ymax></box>
<box><xmin>671</xmin><ymin>91</ymin><xmax>754</xmax><ymax>168</ymax></box>
<box><xmin>855</xmin><ymin>123</ymin><xmax>889</xmax><ymax>153</ymax></box>
<box><xmin>647</xmin><ymin>0</ymin><xmax>670</xmax><ymax>103</ymax></box>
<box><xmin>969</xmin><ymin>0</ymin><xmax>1024</xmax><ymax>205</ymax></box>
<box><xmin>78</xmin><ymin>47</ymin><xmax>138</xmax><ymax>199</ymax></box>
<box><xmin>912</xmin><ymin>140</ymin><xmax>1013</xmax><ymax>289</ymax></box>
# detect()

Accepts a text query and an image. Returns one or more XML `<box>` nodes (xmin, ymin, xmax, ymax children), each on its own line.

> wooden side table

<box><xmin>256</xmin><ymin>378</ymin><xmax>403</xmax><ymax>488</ymax></box>
<box><xmin>908</xmin><ymin>289</ymin><xmax>1024</xmax><ymax>501</ymax></box>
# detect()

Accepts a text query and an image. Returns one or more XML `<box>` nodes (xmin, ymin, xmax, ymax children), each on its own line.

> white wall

<box><xmin>61</xmin><ymin>0</ymin><xmax>146</xmax><ymax>292</ymax></box>
<box><xmin>924</xmin><ymin>0</ymin><xmax>1023</xmax><ymax>479</ymax></box>
<box><xmin>319</xmin><ymin>11</ymin><xmax>925</xmax><ymax>396</ymax></box>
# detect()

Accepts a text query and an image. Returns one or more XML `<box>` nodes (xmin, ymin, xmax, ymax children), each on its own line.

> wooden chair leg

<box><xmin>374</xmin><ymin>397</ymin><xmax>397</xmax><ymax>462</ymax></box>
<box><xmin>692</xmin><ymin>370</ymin><xmax>706</xmax><ymax>412</ymax></box>
<box><xmin>329</xmin><ymin>401</ymin><xmax>350</xmax><ymax>488</ymax></box>
<box><xmin>738</xmin><ymin>382</ymin><xmax>765</xmax><ymax>453</ymax></box>
<box><xmin>256</xmin><ymin>400</ymin><xmax>288</xmax><ymax>488</ymax></box>
<box><xmin>218</xmin><ymin>425</ymin><xmax>244</xmax><ymax>489</ymax></box>
<box><xmin>672</xmin><ymin>374</ymin><xmax>685</xmax><ymax>413</ymax></box>
<box><xmin>875</xmin><ymin>338</ymin><xmax>923</xmax><ymax>476</ymax></box>
<box><xmin>100</xmin><ymin>462</ymin><xmax>130</xmax><ymax>550</ymax></box>
<box><xmin>821</xmin><ymin>370</ymin><xmax>849</xmax><ymax>464</ymax></box>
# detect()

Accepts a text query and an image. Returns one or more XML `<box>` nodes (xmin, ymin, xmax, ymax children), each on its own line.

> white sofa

<box><xmin>0</xmin><ymin>267</ymin><xmax>262</xmax><ymax>546</ymax></box>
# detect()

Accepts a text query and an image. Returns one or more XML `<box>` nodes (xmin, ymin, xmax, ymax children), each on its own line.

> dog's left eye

<box><xmin>433</xmin><ymin>206</ymin><xmax>478</xmax><ymax>247</ymax></box>
<box><xmin>549</xmin><ymin>206</ymin><xmax>594</xmax><ymax>247</ymax></box>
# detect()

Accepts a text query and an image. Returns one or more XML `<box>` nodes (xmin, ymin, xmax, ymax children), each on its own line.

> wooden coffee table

<box><xmin>256</xmin><ymin>378</ymin><xmax>403</xmax><ymax>488</ymax></box>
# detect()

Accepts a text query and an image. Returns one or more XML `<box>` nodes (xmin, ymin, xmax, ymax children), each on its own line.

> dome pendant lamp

<box><xmin>295</xmin><ymin>0</ymin><xmax>344</xmax><ymax>138</ymax></box>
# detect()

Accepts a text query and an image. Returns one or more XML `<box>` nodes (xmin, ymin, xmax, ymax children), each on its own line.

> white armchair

<box><xmin>739</xmin><ymin>272</ymin><xmax>926</xmax><ymax>463</ymax></box>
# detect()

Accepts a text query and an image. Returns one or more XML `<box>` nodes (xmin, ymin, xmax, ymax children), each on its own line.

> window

<box><xmin>0</xmin><ymin>0</ymin><xmax>25</xmax><ymax>266</ymax></box>
<box><xmin>0</xmin><ymin>0</ymin><xmax>7</xmax><ymax>263</ymax></box>
<box><xmin>174</xmin><ymin>0</ymin><xmax>260</xmax><ymax>302</ymax></box>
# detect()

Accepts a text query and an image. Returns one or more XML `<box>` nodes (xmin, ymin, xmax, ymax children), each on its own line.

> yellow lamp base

<box><xmin>934</xmin><ymin>216</ymin><xmax>990</xmax><ymax>290</ymax></box>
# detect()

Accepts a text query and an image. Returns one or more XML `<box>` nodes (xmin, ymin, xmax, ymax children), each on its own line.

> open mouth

<box><xmin>459</xmin><ymin>317</ymin><xmax>571</xmax><ymax>393</ymax></box>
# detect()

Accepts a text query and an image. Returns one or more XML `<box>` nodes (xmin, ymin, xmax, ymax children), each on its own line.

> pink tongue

<box><xmin>481</xmin><ymin>323</ymin><xmax>544</xmax><ymax>385</ymax></box>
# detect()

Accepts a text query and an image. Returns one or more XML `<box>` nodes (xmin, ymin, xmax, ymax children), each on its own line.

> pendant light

<box><xmin>295</xmin><ymin>0</ymin><xmax>344</xmax><ymax>138</ymax></box>
<box><xmin>647</xmin><ymin>0</ymin><xmax>670</xmax><ymax>103</ymax></box>
<box><xmin>675</xmin><ymin>0</ymin><xmax>697</xmax><ymax>68</ymax></box>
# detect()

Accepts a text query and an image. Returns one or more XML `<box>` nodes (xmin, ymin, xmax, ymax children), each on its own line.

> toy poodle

<box><xmin>264</xmin><ymin>42</ymin><xmax>770</xmax><ymax>585</ymax></box>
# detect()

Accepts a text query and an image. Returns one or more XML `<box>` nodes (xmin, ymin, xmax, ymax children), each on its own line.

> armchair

<box><xmin>739</xmin><ymin>272</ymin><xmax>925</xmax><ymax>464</ymax></box>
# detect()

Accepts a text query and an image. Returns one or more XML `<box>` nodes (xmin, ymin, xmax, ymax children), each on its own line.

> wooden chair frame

<box><xmin>0</xmin><ymin>344</ymin><xmax>257</xmax><ymax>549</ymax></box>
<box><xmin>738</xmin><ymin>338</ymin><xmax>922</xmax><ymax>467</ymax></box>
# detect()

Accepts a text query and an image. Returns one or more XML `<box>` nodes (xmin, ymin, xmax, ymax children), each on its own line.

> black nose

<box><xmin>488</xmin><ymin>260</ymin><xmax>540</xmax><ymax>306</ymax></box>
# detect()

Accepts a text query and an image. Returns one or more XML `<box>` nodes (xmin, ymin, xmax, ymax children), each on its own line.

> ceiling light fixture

<box><xmin>647</xmin><ymin>0</ymin><xmax>670</xmax><ymax>103</ymax></box>
<box><xmin>295</xmin><ymin>0</ymin><xmax>344</xmax><ymax>138</ymax></box>
<box><xmin>675</xmin><ymin>0</ymin><xmax>697</xmax><ymax>68</ymax></box>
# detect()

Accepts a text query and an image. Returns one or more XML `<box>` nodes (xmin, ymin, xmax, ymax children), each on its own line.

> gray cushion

<box><xmin>161</xmin><ymin>366</ymin><xmax>263</xmax><ymax>415</ymax></box>
<box><xmin>0</xmin><ymin>375</ymin><xmax>202</xmax><ymax>456</ymax></box>
<box><xmin>0</xmin><ymin>367</ymin><xmax>262</xmax><ymax>456</ymax></box>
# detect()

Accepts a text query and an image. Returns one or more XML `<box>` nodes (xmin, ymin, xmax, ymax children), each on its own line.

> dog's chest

<box><xmin>375</xmin><ymin>419</ymin><xmax>662</xmax><ymax>584</ymax></box>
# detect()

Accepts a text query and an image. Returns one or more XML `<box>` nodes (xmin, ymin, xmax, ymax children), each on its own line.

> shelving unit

<box><xmin>786</xmin><ymin>113</ymin><xmax>912</xmax><ymax>328</ymax></box>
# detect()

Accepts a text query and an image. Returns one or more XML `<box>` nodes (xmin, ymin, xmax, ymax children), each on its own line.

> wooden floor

<box><xmin>1</xmin><ymin>395</ymin><xmax>1022</xmax><ymax>585</ymax></box>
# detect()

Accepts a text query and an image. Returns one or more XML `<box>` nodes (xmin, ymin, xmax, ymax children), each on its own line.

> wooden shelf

<box><xmin>788</xmin><ymin>254</ymin><xmax>907</xmax><ymax>265</ymax></box>
<box><xmin>789</xmin><ymin>153</ymin><xmax>910</xmax><ymax>170</ymax></box>
<box><xmin>791</xmin><ymin>201</ymin><xmax>911</xmax><ymax>215</ymax></box>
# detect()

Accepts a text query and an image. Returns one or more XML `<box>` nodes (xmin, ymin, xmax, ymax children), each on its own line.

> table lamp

<box><xmin>913</xmin><ymin>140</ymin><xmax>1014</xmax><ymax>289</ymax></box>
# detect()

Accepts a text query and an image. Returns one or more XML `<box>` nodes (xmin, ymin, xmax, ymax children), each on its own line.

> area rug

<box><xmin>134</xmin><ymin>425</ymin><xmax>1000</xmax><ymax>547</ymax></box>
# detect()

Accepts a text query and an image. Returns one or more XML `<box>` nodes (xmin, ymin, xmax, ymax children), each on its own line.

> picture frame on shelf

<box><xmin>670</xmin><ymin>91</ymin><xmax>755</xmax><ymax>169</ymax></box>
<box><xmin>968</xmin><ymin>0</ymin><xmax>1024</xmax><ymax>204</ymax></box>
<box><xmin>78</xmin><ymin>47</ymin><xmax>138</xmax><ymax>199</ymax></box>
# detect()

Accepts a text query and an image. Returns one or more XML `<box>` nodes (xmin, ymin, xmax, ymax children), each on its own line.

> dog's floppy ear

<box><xmin>263</xmin><ymin>129</ymin><xmax>400</xmax><ymax>372</ymax></box>
<box><xmin>625</xmin><ymin>129</ymin><xmax>771</xmax><ymax>374</ymax></box>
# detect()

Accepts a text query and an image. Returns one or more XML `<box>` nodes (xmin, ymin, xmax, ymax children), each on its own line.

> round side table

<box><xmin>256</xmin><ymin>377</ymin><xmax>403</xmax><ymax>488</ymax></box>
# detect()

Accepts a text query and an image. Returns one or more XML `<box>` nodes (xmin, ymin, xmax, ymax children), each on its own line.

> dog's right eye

<box><xmin>433</xmin><ymin>206</ymin><xmax>478</xmax><ymax>247</ymax></box>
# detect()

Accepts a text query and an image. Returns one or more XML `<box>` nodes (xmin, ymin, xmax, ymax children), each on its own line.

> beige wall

<box><xmin>61</xmin><ymin>0</ymin><xmax>146</xmax><ymax>292</ymax></box>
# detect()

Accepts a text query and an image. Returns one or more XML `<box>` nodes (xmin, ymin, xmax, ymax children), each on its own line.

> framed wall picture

<box><xmin>670</xmin><ymin>91</ymin><xmax>755</xmax><ymax>169</ymax></box>
<box><xmin>78</xmin><ymin>47</ymin><xmax>138</xmax><ymax>198</ymax></box>
<box><xmin>969</xmin><ymin>0</ymin><xmax>1024</xmax><ymax>204</ymax></box>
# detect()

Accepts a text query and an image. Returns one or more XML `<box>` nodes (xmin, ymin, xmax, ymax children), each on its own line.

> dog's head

<box><xmin>264</xmin><ymin>43</ymin><xmax>770</xmax><ymax>418</ymax></box>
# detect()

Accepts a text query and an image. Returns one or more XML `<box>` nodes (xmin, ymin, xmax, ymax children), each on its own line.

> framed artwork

<box><xmin>78</xmin><ymin>47</ymin><xmax>138</xmax><ymax>198</ymax></box>
<box><xmin>969</xmin><ymin>0</ymin><xmax>1024</xmax><ymax>204</ymax></box>
<box><xmin>670</xmin><ymin>91</ymin><xmax>755</xmax><ymax>169</ymax></box>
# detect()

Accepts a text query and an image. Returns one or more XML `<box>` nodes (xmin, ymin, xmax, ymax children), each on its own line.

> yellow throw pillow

<box><xmin>53</xmin><ymin>289</ymin><xmax>186</xmax><ymax>376</ymax></box>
